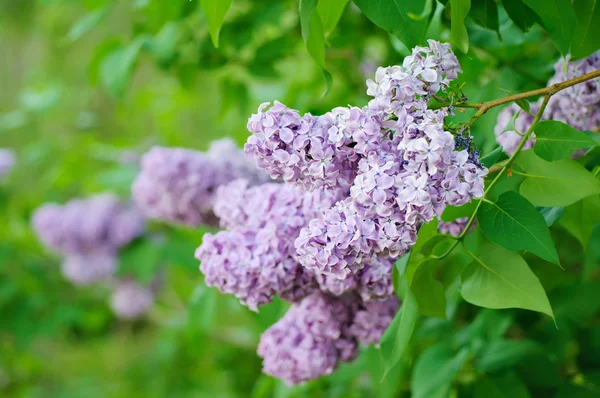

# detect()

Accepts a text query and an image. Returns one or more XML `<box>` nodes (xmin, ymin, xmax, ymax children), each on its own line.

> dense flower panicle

<box><xmin>132</xmin><ymin>146</ymin><xmax>232</xmax><ymax>226</ymax></box>
<box><xmin>207</xmin><ymin>137</ymin><xmax>271</xmax><ymax>185</ymax></box>
<box><xmin>257</xmin><ymin>293</ymin><xmax>358</xmax><ymax>385</ymax></box>
<box><xmin>110</xmin><ymin>279</ymin><xmax>154</xmax><ymax>320</ymax></box>
<box><xmin>495</xmin><ymin>51</ymin><xmax>600</xmax><ymax>155</ymax></box>
<box><xmin>196</xmin><ymin>227</ymin><xmax>316</xmax><ymax>311</ymax></box>
<box><xmin>348</xmin><ymin>296</ymin><xmax>400</xmax><ymax>346</ymax></box>
<box><xmin>438</xmin><ymin>217</ymin><xmax>472</xmax><ymax>237</ymax></box>
<box><xmin>32</xmin><ymin>194</ymin><xmax>144</xmax><ymax>256</ymax></box>
<box><xmin>0</xmin><ymin>148</ymin><xmax>16</xmax><ymax>178</ymax></box>
<box><xmin>61</xmin><ymin>251</ymin><xmax>117</xmax><ymax>285</ymax></box>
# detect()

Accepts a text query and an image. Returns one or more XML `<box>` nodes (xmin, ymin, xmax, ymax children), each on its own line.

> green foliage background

<box><xmin>1</xmin><ymin>0</ymin><xmax>599</xmax><ymax>397</ymax></box>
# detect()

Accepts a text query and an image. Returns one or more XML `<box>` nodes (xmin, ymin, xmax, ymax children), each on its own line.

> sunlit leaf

<box><xmin>199</xmin><ymin>0</ymin><xmax>233</xmax><ymax>48</ymax></box>
<box><xmin>449</xmin><ymin>0</ymin><xmax>471</xmax><ymax>53</ymax></box>
<box><xmin>533</xmin><ymin>120</ymin><xmax>597</xmax><ymax>161</ymax></box>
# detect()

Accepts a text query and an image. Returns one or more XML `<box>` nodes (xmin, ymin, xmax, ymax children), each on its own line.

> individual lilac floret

<box><xmin>257</xmin><ymin>293</ymin><xmax>358</xmax><ymax>385</ymax></box>
<box><xmin>132</xmin><ymin>147</ymin><xmax>233</xmax><ymax>226</ymax></box>
<box><xmin>495</xmin><ymin>51</ymin><xmax>600</xmax><ymax>156</ymax></box>
<box><xmin>61</xmin><ymin>251</ymin><xmax>117</xmax><ymax>285</ymax></box>
<box><xmin>32</xmin><ymin>194</ymin><xmax>144</xmax><ymax>256</ymax></box>
<box><xmin>110</xmin><ymin>279</ymin><xmax>155</xmax><ymax>320</ymax></box>
<box><xmin>196</xmin><ymin>227</ymin><xmax>316</xmax><ymax>311</ymax></box>
<box><xmin>438</xmin><ymin>217</ymin><xmax>472</xmax><ymax>237</ymax></box>
<box><xmin>348</xmin><ymin>296</ymin><xmax>400</xmax><ymax>346</ymax></box>
<box><xmin>0</xmin><ymin>148</ymin><xmax>16</xmax><ymax>178</ymax></box>
<box><xmin>206</xmin><ymin>137</ymin><xmax>271</xmax><ymax>185</ymax></box>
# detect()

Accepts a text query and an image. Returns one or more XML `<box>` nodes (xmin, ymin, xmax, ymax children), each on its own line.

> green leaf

<box><xmin>571</xmin><ymin>0</ymin><xmax>600</xmax><ymax>60</ymax></box>
<box><xmin>470</xmin><ymin>0</ymin><xmax>499</xmax><ymax>34</ymax></box>
<box><xmin>477</xmin><ymin>191</ymin><xmax>560</xmax><ymax>265</ymax></box>
<box><xmin>516</xmin><ymin>150</ymin><xmax>600</xmax><ymax>207</ymax></box>
<box><xmin>316</xmin><ymin>0</ymin><xmax>349</xmax><ymax>36</ymax></box>
<box><xmin>450</xmin><ymin>0</ymin><xmax>471</xmax><ymax>53</ymax></box>
<box><xmin>412</xmin><ymin>342</ymin><xmax>471</xmax><ymax>398</ymax></box>
<box><xmin>199</xmin><ymin>0</ymin><xmax>233</xmax><ymax>48</ymax></box>
<box><xmin>380</xmin><ymin>278</ymin><xmax>419</xmax><ymax>378</ymax></box>
<box><xmin>501</xmin><ymin>0</ymin><xmax>537</xmax><ymax>32</ymax></box>
<box><xmin>521</xmin><ymin>0</ymin><xmax>576</xmax><ymax>55</ymax></box>
<box><xmin>441</xmin><ymin>201</ymin><xmax>478</xmax><ymax>222</ymax></box>
<box><xmin>299</xmin><ymin>0</ymin><xmax>333</xmax><ymax>95</ymax></box>
<box><xmin>476</xmin><ymin>340</ymin><xmax>542</xmax><ymax>372</ymax></box>
<box><xmin>461</xmin><ymin>240</ymin><xmax>554</xmax><ymax>319</ymax></box>
<box><xmin>533</xmin><ymin>120</ymin><xmax>597</xmax><ymax>161</ymax></box>
<box><xmin>560</xmin><ymin>195</ymin><xmax>600</xmax><ymax>250</ymax></box>
<box><xmin>67</xmin><ymin>8</ymin><xmax>107</xmax><ymax>42</ymax></box>
<box><xmin>480</xmin><ymin>146</ymin><xmax>507</xmax><ymax>168</ymax></box>
<box><xmin>188</xmin><ymin>284</ymin><xmax>218</xmax><ymax>330</ymax></box>
<box><xmin>353</xmin><ymin>0</ymin><xmax>431</xmax><ymax>49</ymax></box>
<box><xmin>147</xmin><ymin>22</ymin><xmax>183</xmax><ymax>66</ymax></box>
<box><xmin>473</xmin><ymin>373</ymin><xmax>532</xmax><ymax>398</ymax></box>
<box><xmin>538</xmin><ymin>206</ymin><xmax>564</xmax><ymax>226</ymax></box>
<box><xmin>515</xmin><ymin>99</ymin><xmax>530</xmax><ymax>114</ymax></box>
<box><xmin>100</xmin><ymin>38</ymin><xmax>146</xmax><ymax>99</ymax></box>
<box><xmin>117</xmin><ymin>238</ymin><xmax>164</xmax><ymax>284</ymax></box>
<box><xmin>412</xmin><ymin>264</ymin><xmax>447</xmax><ymax>319</ymax></box>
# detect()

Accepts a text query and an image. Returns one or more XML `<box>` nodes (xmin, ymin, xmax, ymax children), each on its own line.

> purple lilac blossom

<box><xmin>293</xmin><ymin>41</ymin><xmax>486</xmax><ymax>278</ymax></box>
<box><xmin>257</xmin><ymin>293</ymin><xmax>358</xmax><ymax>385</ymax></box>
<box><xmin>0</xmin><ymin>148</ymin><xmax>16</xmax><ymax>178</ymax></box>
<box><xmin>110</xmin><ymin>279</ymin><xmax>155</xmax><ymax>320</ymax></box>
<box><xmin>495</xmin><ymin>50</ymin><xmax>600</xmax><ymax>156</ymax></box>
<box><xmin>32</xmin><ymin>194</ymin><xmax>144</xmax><ymax>256</ymax></box>
<box><xmin>61</xmin><ymin>251</ymin><xmax>117</xmax><ymax>285</ymax></box>
<box><xmin>348</xmin><ymin>296</ymin><xmax>400</xmax><ymax>346</ymax></box>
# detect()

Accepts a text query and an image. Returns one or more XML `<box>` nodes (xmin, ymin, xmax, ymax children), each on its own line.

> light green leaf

<box><xmin>147</xmin><ymin>22</ymin><xmax>183</xmax><ymax>66</ymax></box>
<box><xmin>461</xmin><ymin>240</ymin><xmax>554</xmax><ymax>319</ymax></box>
<box><xmin>560</xmin><ymin>195</ymin><xmax>600</xmax><ymax>250</ymax></box>
<box><xmin>571</xmin><ymin>0</ymin><xmax>600</xmax><ymax>60</ymax></box>
<box><xmin>380</xmin><ymin>278</ymin><xmax>419</xmax><ymax>378</ymax></box>
<box><xmin>476</xmin><ymin>340</ymin><xmax>542</xmax><ymax>372</ymax></box>
<box><xmin>199</xmin><ymin>0</ymin><xmax>233</xmax><ymax>48</ymax></box>
<box><xmin>353</xmin><ymin>0</ymin><xmax>431</xmax><ymax>49</ymax></box>
<box><xmin>100</xmin><ymin>38</ymin><xmax>147</xmax><ymax>99</ymax></box>
<box><xmin>521</xmin><ymin>0</ymin><xmax>576</xmax><ymax>55</ymax></box>
<box><xmin>516</xmin><ymin>149</ymin><xmax>600</xmax><ymax>207</ymax></box>
<box><xmin>67</xmin><ymin>8</ymin><xmax>107</xmax><ymax>42</ymax></box>
<box><xmin>538</xmin><ymin>206</ymin><xmax>564</xmax><ymax>227</ymax></box>
<box><xmin>412</xmin><ymin>264</ymin><xmax>447</xmax><ymax>319</ymax></box>
<box><xmin>300</xmin><ymin>0</ymin><xmax>333</xmax><ymax>95</ymax></box>
<box><xmin>501</xmin><ymin>0</ymin><xmax>537</xmax><ymax>32</ymax></box>
<box><xmin>477</xmin><ymin>191</ymin><xmax>560</xmax><ymax>265</ymax></box>
<box><xmin>533</xmin><ymin>120</ymin><xmax>597</xmax><ymax>161</ymax></box>
<box><xmin>412</xmin><ymin>342</ymin><xmax>471</xmax><ymax>398</ymax></box>
<box><xmin>316</xmin><ymin>0</ymin><xmax>349</xmax><ymax>36</ymax></box>
<box><xmin>450</xmin><ymin>0</ymin><xmax>471</xmax><ymax>53</ymax></box>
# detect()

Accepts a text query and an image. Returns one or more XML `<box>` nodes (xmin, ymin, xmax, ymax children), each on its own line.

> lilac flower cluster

<box><xmin>32</xmin><ymin>194</ymin><xmax>144</xmax><ymax>285</ymax></box>
<box><xmin>132</xmin><ymin>138</ymin><xmax>268</xmax><ymax>226</ymax></box>
<box><xmin>110</xmin><ymin>279</ymin><xmax>155</xmax><ymax>320</ymax></box>
<box><xmin>438</xmin><ymin>216</ymin><xmax>472</xmax><ymax>237</ymax></box>
<box><xmin>0</xmin><ymin>148</ymin><xmax>16</xmax><ymax>179</ymax></box>
<box><xmin>495</xmin><ymin>51</ymin><xmax>600</xmax><ymax>155</ymax></box>
<box><xmin>257</xmin><ymin>292</ymin><xmax>399</xmax><ymax>385</ymax></box>
<box><xmin>197</xmin><ymin>41</ymin><xmax>484</xmax><ymax>384</ymax></box>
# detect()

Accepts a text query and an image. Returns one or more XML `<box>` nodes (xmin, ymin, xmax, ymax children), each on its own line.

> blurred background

<box><xmin>1</xmin><ymin>1</ymin><xmax>599</xmax><ymax>397</ymax></box>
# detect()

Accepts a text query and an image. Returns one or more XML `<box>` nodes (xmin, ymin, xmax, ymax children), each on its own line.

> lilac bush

<box><xmin>0</xmin><ymin>148</ymin><xmax>16</xmax><ymax>178</ymax></box>
<box><xmin>495</xmin><ymin>51</ymin><xmax>600</xmax><ymax>155</ymax></box>
<box><xmin>110</xmin><ymin>279</ymin><xmax>155</xmax><ymax>320</ymax></box>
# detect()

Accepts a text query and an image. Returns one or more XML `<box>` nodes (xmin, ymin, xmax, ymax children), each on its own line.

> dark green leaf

<box><xmin>571</xmin><ymin>0</ymin><xmax>600</xmax><ymax>60</ymax></box>
<box><xmin>515</xmin><ymin>99</ymin><xmax>530</xmax><ymax>114</ymax></box>
<box><xmin>480</xmin><ymin>146</ymin><xmax>507</xmax><ymax>168</ymax></box>
<box><xmin>199</xmin><ymin>0</ymin><xmax>233</xmax><ymax>47</ymax></box>
<box><xmin>538</xmin><ymin>206</ymin><xmax>564</xmax><ymax>226</ymax></box>
<box><xmin>412</xmin><ymin>342</ymin><xmax>470</xmax><ymax>398</ymax></box>
<box><xmin>461</xmin><ymin>239</ymin><xmax>554</xmax><ymax>319</ymax></box>
<box><xmin>473</xmin><ymin>373</ymin><xmax>532</xmax><ymax>398</ymax></box>
<box><xmin>450</xmin><ymin>0</ymin><xmax>471</xmax><ymax>53</ymax></box>
<box><xmin>353</xmin><ymin>0</ymin><xmax>431</xmax><ymax>49</ymax></box>
<box><xmin>560</xmin><ymin>195</ymin><xmax>600</xmax><ymax>250</ymax></box>
<box><xmin>533</xmin><ymin>120</ymin><xmax>597</xmax><ymax>161</ymax></box>
<box><xmin>521</xmin><ymin>0</ymin><xmax>576</xmax><ymax>55</ymax></box>
<box><xmin>501</xmin><ymin>0</ymin><xmax>537</xmax><ymax>32</ymax></box>
<box><xmin>476</xmin><ymin>340</ymin><xmax>542</xmax><ymax>372</ymax></box>
<box><xmin>380</xmin><ymin>278</ymin><xmax>419</xmax><ymax>378</ymax></box>
<box><xmin>477</xmin><ymin>191</ymin><xmax>560</xmax><ymax>265</ymax></box>
<box><xmin>469</xmin><ymin>0</ymin><xmax>499</xmax><ymax>34</ymax></box>
<box><xmin>412</xmin><ymin>263</ymin><xmax>447</xmax><ymax>319</ymax></box>
<box><xmin>516</xmin><ymin>150</ymin><xmax>600</xmax><ymax>207</ymax></box>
